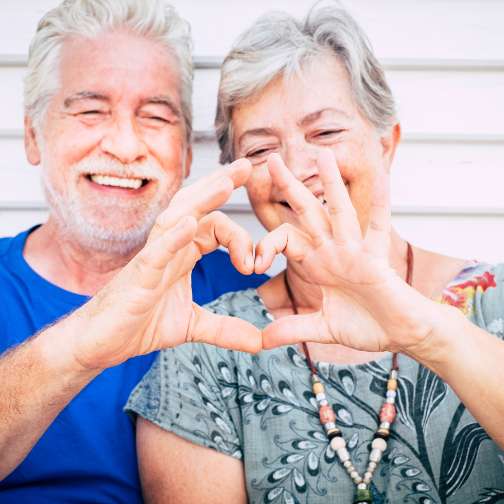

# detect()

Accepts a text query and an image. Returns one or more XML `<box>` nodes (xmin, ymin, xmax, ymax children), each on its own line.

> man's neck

<box><xmin>23</xmin><ymin>219</ymin><xmax>142</xmax><ymax>296</ymax></box>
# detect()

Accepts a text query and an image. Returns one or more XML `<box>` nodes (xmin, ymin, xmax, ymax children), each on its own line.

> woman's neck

<box><xmin>256</xmin><ymin>228</ymin><xmax>468</xmax><ymax>365</ymax></box>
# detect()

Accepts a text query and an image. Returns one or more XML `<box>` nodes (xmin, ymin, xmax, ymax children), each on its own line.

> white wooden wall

<box><xmin>1</xmin><ymin>0</ymin><xmax>503</xmax><ymax>270</ymax></box>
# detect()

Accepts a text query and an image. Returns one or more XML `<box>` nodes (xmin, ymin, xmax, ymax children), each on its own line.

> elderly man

<box><xmin>0</xmin><ymin>0</ymin><xmax>266</xmax><ymax>501</ymax></box>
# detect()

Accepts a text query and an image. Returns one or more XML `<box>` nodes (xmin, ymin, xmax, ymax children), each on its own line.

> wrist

<box><xmin>36</xmin><ymin>311</ymin><xmax>103</xmax><ymax>386</ymax></box>
<box><xmin>399</xmin><ymin>299</ymin><xmax>470</xmax><ymax>373</ymax></box>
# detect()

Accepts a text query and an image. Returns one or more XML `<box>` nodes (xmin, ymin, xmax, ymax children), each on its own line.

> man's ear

<box><xmin>184</xmin><ymin>144</ymin><xmax>192</xmax><ymax>179</ymax></box>
<box><xmin>24</xmin><ymin>116</ymin><xmax>41</xmax><ymax>166</ymax></box>
<box><xmin>380</xmin><ymin>122</ymin><xmax>401</xmax><ymax>173</ymax></box>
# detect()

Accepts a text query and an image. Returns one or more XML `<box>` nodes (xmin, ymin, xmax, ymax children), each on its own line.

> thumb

<box><xmin>262</xmin><ymin>312</ymin><xmax>330</xmax><ymax>349</ymax></box>
<box><xmin>188</xmin><ymin>303</ymin><xmax>263</xmax><ymax>354</ymax></box>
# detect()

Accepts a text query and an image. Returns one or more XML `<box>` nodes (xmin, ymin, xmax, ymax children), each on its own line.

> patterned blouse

<box><xmin>126</xmin><ymin>263</ymin><xmax>504</xmax><ymax>504</ymax></box>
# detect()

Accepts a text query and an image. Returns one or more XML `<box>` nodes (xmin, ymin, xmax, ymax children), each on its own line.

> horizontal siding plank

<box><xmin>1</xmin><ymin>136</ymin><xmax>503</xmax><ymax>209</ymax></box>
<box><xmin>1</xmin><ymin>65</ymin><xmax>503</xmax><ymax>136</ymax></box>
<box><xmin>1</xmin><ymin>209</ymin><xmax>503</xmax><ymax>271</ymax></box>
<box><xmin>2</xmin><ymin>0</ymin><xmax>503</xmax><ymax>60</ymax></box>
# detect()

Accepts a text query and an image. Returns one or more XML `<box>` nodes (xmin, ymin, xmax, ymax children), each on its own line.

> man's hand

<box><xmin>68</xmin><ymin>159</ymin><xmax>262</xmax><ymax>372</ymax></box>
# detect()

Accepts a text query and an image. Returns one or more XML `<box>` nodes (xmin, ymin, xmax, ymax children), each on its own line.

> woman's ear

<box><xmin>380</xmin><ymin>122</ymin><xmax>401</xmax><ymax>173</ymax></box>
<box><xmin>24</xmin><ymin>116</ymin><xmax>41</xmax><ymax>166</ymax></box>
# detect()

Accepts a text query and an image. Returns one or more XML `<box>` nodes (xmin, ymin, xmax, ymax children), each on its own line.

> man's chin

<box><xmin>54</xmin><ymin>213</ymin><xmax>155</xmax><ymax>256</ymax></box>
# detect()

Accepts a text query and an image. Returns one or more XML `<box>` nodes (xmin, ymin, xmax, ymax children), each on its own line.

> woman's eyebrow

<box><xmin>238</xmin><ymin>127</ymin><xmax>277</xmax><ymax>148</ymax></box>
<box><xmin>299</xmin><ymin>107</ymin><xmax>351</xmax><ymax>126</ymax></box>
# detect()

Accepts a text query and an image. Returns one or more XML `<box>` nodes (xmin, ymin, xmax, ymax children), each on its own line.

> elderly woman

<box><xmin>126</xmin><ymin>3</ymin><xmax>504</xmax><ymax>503</ymax></box>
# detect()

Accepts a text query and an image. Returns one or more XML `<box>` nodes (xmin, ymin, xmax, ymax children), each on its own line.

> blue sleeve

<box><xmin>191</xmin><ymin>249</ymin><xmax>268</xmax><ymax>305</ymax></box>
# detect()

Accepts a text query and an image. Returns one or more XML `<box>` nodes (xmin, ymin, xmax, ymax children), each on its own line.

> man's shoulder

<box><xmin>0</xmin><ymin>228</ymin><xmax>32</xmax><ymax>260</ymax></box>
<box><xmin>0</xmin><ymin>234</ymin><xmax>18</xmax><ymax>258</ymax></box>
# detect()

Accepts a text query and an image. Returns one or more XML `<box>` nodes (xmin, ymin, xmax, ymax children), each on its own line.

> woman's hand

<box><xmin>258</xmin><ymin>150</ymin><xmax>441</xmax><ymax>356</ymax></box>
<box><xmin>69</xmin><ymin>159</ymin><xmax>262</xmax><ymax>371</ymax></box>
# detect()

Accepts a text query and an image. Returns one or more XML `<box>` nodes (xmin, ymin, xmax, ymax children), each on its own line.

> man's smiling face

<box><xmin>26</xmin><ymin>29</ymin><xmax>191</xmax><ymax>253</ymax></box>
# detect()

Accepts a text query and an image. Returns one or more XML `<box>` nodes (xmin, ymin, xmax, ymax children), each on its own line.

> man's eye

<box><xmin>140</xmin><ymin>115</ymin><xmax>171</xmax><ymax>124</ymax></box>
<box><xmin>80</xmin><ymin>110</ymin><xmax>103</xmax><ymax>115</ymax></box>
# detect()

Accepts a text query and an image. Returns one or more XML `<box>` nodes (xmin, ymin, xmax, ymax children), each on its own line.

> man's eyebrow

<box><xmin>139</xmin><ymin>95</ymin><xmax>181</xmax><ymax>118</ymax></box>
<box><xmin>63</xmin><ymin>91</ymin><xmax>109</xmax><ymax>108</ymax></box>
<box><xmin>299</xmin><ymin>107</ymin><xmax>351</xmax><ymax>126</ymax></box>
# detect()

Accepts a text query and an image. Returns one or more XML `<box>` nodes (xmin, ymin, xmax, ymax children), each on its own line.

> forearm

<box><xmin>405</xmin><ymin>301</ymin><xmax>504</xmax><ymax>448</ymax></box>
<box><xmin>0</xmin><ymin>314</ymin><xmax>100</xmax><ymax>480</ymax></box>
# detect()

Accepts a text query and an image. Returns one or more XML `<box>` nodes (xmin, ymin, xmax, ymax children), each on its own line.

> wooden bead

<box><xmin>387</xmin><ymin>378</ymin><xmax>398</xmax><ymax>391</ymax></box>
<box><xmin>327</xmin><ymin>429</ymin><xmax>342</xmax><ymax>440</ymax></box>
<box><xmin>319</xmin><ymin>405</ymin><xmax>336</xmax><ymax>424</ymax></box>
<box><xmin>371</xmin><ymin>437</ymin><xmax>387</xmax><ymax>452</ymax></box>
<box><xmin>336</xmin><ymin>447</ymin><xmax>350</xmax><ymax>462</ymax></box>
<box><xmin>369</xmin><ymin>448</ymin><xmax>383</xmax><ymax>463</ymax></box>
<box><xmin>380</xmin><ymin>403</ymin><xmax>397</xmax><ymax>424</ymax></box>
<box><xmin>354</xmin><ymin>488</ymin><xmax>373</xmax><ymax>503</ymax></box>
<box><xmin>330</xmin><ymin>436</ymin><xmax>346</xmax><ymax>451</ymax></box>
<box><xmin>313</xmin><ymin>382</ymin><xmax>325</xmax><ymax>395</ymax></box>
<box><xmin>374</xmin><ymin>429</ymin><xmax>390</xmax><ymax>440</ymax></box>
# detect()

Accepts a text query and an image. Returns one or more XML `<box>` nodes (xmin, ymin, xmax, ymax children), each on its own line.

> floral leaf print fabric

<box><xmin>126</xmin><ymin>264</ymin><xmax>504</xmax><ymax>503</ymax></box>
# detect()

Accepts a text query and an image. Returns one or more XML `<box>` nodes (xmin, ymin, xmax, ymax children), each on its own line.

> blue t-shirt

<box><xmin>0</xmin><ymin>227</ymin><xmax>267</xmax><ymax>503</ymax></box>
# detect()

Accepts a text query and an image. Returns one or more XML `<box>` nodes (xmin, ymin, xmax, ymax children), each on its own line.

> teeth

<box><xmin>90</xmin><ymin>175</ymin><xmax>143</xmax><ymax>190</ymax></box>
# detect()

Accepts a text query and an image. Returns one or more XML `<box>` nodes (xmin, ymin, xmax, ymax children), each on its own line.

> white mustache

<box><xmin>72</xmin><ymin>156</ymin><xmax>163</xmax><ymax>181</ymax></box>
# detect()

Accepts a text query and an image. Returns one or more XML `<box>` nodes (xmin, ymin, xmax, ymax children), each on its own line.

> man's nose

<box><xmin>100</xmin><ymin>116</ymin><xmax>148</xmax><ymax>164</ymax></box>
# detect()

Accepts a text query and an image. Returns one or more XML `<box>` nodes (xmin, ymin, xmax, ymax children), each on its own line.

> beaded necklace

<box><xmin>283</xmin><ymin>242</ymin><xmax>413</xmax><ymax>504</ymax></box>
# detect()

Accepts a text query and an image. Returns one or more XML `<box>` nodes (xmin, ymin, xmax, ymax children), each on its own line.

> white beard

<box><xmin>42</xmin><ymin>156</ymin><xmax>179</xmax><ymax>256</ymax></box>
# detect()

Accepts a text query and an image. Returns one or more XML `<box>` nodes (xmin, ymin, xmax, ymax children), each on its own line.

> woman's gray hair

<box><xmin>216</xmin><ymin>1</ymin><xmax>396</xmax><ymax>164</ymax></box>
<box><xmin>24</xmin><ymin>0</ymin><xmax>193</xmax><ymax>140</ymax></box>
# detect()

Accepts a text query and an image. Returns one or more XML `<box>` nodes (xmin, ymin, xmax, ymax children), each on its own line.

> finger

<box><xmin>195</xmin><ymin>211</ymin><xmax>254</xmax><ymax>275</ymax></box>
<box><xmin>316</xmin><ymin>149</ymin><xmax>361</xmax><ymax>243</ymax></box>
<box><xmin>188</xmin><ymin>304</ymin><xmax>262</xmax><ymax>354</ymax></box>
<box><xmin>267</xmin><ymin>154</ymin><xmax>332</xmax><ymax>244</ymax></box>
<box><xmin>364</xmin><ymin>169</ymin><xmax>391</xmax><ymax>259</ymax></box>
<box><xmin>131</xmin><ymin>216</ymin><xmax>198</xmax><ymax>291</ymax></box>
<box><xmin>262</xmin><ymin>312</ymin><xmax>333</xmax><ymax>349</ymax></box>
<box><xmin>150</xmin><ymin>158</ymin><xmax>252</xmax><ymax>241</ymax></box>
<box><xmin>254</xmin><ymin>223</ymin><xmax>311</xmax><ymax>274</ymax></box>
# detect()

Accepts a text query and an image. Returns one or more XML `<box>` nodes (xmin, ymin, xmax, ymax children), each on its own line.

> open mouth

<box><xmin>85</xmin><ymin>174</ymin><xmax>151</xmax><ymax>190</ymax></box>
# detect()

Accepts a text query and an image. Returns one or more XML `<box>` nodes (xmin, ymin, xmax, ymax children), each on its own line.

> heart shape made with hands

<box><xmin>85</xmin><ymin>149</ymin><xmax>424</xmax><ymax>373</ymax></box>
<box><xmin>149</xmin><ymin>149</ymin><xmax>421</xmax><ymax>358</ymax></box>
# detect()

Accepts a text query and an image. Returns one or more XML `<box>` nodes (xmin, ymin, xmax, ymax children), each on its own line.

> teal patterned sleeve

<box><xmin>125</xmin><ymin>342</ymin><xmax>245</xmax><ymax>459</ymax></box>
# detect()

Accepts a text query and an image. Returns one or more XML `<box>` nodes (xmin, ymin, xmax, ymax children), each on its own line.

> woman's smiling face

<box><xmin>231</xmin><ymin>54</ymin><xmax>399</xmax><ymax>234</ymax></box>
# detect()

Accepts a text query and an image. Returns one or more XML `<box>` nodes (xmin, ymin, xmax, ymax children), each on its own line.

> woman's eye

<box><xmin>146</xmin><ymin>116</ymin><xmax>168</xmax><ymax>123</ymax></box>
<box><xmin>315</xmin><ymin>129</ymin><xmax>344</xmax><ymax>138</ymax></box>
<box><xmin>246</xmin><ymin>147</ymin><xmax>274</xmax><ymax>159</ymax></box>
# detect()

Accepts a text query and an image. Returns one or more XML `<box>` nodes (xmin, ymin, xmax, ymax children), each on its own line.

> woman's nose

<box><xmin>283</xmin><ymin>144</ymin><xmax>320</xmax><ymax>182</ymax></box>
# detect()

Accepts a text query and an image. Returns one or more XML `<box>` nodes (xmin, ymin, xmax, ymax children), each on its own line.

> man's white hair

<box><xmin>216</xmin><ymin>0</ymin><xmax>397</xmax><ymax>164</ymax></box>
<box><xmin>24</xmin><ymin>0</ymin><xmax>193</xmax><ymax>140</ymax></box>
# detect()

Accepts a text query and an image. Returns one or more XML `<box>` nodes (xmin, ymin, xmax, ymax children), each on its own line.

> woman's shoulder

<box><xmin>204</xmin><ymin>287</ymin><xmax>273</xmax><ymax>330</ymax></box>
<box><xmin>441</xmin><ymin>261</ymin><xmax>504</xmax><ymax>334</ymax></box>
